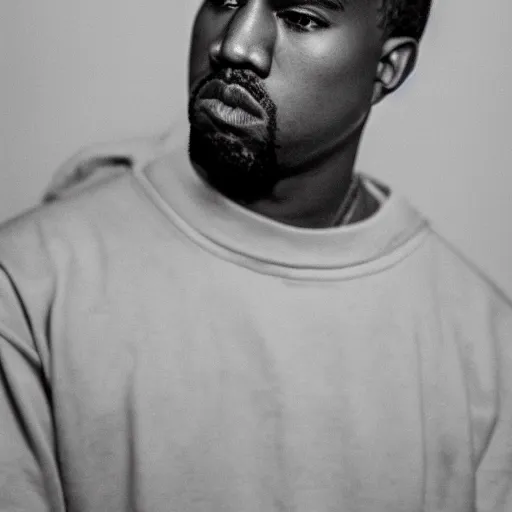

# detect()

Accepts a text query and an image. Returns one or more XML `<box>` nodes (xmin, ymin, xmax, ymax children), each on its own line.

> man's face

<box><xmin>188</xmin><ymin>0</ymin><xmax>384</xmax><ymax>201</ymax></box>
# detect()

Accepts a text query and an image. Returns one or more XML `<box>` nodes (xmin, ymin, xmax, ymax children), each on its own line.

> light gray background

<box><xmin>2</xmin><ymin>0</ymin><xmax>511</xmax><ymax>296</ymax></box>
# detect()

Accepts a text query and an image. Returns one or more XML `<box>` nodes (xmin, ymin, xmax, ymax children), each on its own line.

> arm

<box><xmin>0</xmin><ymin>267</ymin><xmax>65</xmax><ymax>511</ymax></box>
<box><xmin>476</xmin><ymin>299</ymin><xmax>512</xmax><ymax>511</ymax></box>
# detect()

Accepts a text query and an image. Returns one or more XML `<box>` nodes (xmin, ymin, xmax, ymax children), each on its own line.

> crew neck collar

<box><xmin>133</xmin><ymin>139</ymin><xmax>427</xmax><ymax>272</ymax></box>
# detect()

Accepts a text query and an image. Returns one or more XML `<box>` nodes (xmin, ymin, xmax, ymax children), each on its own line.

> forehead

<box><xmin>195</xmin><ymin>0</ymin><xmax>383</xmax><ymax>26</ymax></box>
<box><xmin>198</xmin><ymin>0</ymin><xmax>380</xmax><ymax>11</ymax></box>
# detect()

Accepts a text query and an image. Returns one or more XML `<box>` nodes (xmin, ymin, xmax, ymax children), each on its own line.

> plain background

<box><xmin>2</xmin><ymin>0</ymin><xmax>511</xmax><ymax>296</ymax></box>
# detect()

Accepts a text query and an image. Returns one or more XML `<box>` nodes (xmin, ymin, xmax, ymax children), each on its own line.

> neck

<box><xmin>240</xmin><ymin>130</ymin><xmax>363</xmax><ymax>229</ymax></box>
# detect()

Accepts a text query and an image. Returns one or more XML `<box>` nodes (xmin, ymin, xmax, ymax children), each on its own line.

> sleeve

<box><xmin>41</xmin><ymin>133</ymin><xmax>167</xmax><ymax>203</ymax></box>
<box><xmin>476</xmin><ymin>300</ymin><xmax>512</xmax><ymax>511</ymax></box>
<box><xmin>41</xmin><ymin>120</ymin><xmax>187</xmax><ymax>203</ymax></box>
<box><xmin>0</xmin><ymin>266</ymin><xmax>66</xmax><ymax>511</ymax></box>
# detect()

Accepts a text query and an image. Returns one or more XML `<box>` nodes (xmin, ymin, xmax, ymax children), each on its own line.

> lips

<box><xmin>197</xmin><ymin>79</ymin><xmax>266</xmax><ymax>119</ymax></box>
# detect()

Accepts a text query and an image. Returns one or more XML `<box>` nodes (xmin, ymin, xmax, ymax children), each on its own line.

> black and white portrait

<box><xmin>1</xmin><ymin>1</ymin><xmax>511</xmax><ymax>510</ymax></box>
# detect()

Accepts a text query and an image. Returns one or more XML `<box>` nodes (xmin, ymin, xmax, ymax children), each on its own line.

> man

<box><xmin>1</xmin><ymin>0</ymin><xmax>511</xmax><ymax>510</ymax></box>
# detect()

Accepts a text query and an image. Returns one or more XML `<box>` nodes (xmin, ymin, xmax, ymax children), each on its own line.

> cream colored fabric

<box><xmin>0</xmin><ymin>144</ymin><xmax>511</xmax><ymax>511</ymax></box>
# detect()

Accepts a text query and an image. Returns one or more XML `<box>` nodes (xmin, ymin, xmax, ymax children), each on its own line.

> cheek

<box><xmin>188</xmin><ymin>15</ymin><xmax>216</xmax><ymax>90</ymax></box>
<box><xmin>271</xmin><ymin>35</ymin><xmax>379</xmax><ymax>133</ymax></box>
<box><xmin>275</xmin><ymin>34</ymin><xmax>378</xmax><ymax>115</ymax></box>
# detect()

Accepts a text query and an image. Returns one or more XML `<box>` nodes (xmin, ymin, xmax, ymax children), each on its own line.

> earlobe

<box><xmin>372</xmin><ymin>37</ymin><xmax>418</xmax><ymax>105</ymax></box>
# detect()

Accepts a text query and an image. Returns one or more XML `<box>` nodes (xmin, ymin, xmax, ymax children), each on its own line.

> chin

<box><xmin>188</xmin><ymin>124</ymin><xmax>279</xmax><ymax>204</ymax></box>
<box><xmin>187</xmin><ymin>68</ymin><xmax>282</xmax><ymax>203</ymax></box>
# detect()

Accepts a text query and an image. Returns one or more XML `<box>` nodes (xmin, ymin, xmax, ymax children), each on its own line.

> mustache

<box><xmin>190</xmin><ymin>68</ymin><xmax>277</xmax><ymax>121</ymax></box>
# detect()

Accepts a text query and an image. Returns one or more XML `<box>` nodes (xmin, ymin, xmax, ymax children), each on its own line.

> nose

<box><xmin>209</xmin><ymin>1</ymin><xmax>276</xmax><ymax>78</ymax></box>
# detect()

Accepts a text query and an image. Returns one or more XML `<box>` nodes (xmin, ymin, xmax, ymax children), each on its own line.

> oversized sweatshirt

<box><xmin>0</xmin><ymin>136</ymin><xmax>511</xmax><ymax>512</ymax></box>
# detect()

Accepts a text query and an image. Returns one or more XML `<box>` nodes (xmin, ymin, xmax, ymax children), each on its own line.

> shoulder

<box><xmin>419</xmin><ymin>226</ymin><xmax>512</xmax><ymax>358</ymax></box>
<box><xmin>0</xmin><ymin>133</ymin><xmax>177</xmax><ymax>345</ymax></box>
<box><xmin>42</xmin><ymin>132</ymin><xmax>171</xmax><ymax>202</ymax></box>
<box><xmin>0</xmin><ymin>131</ymin><xmax>178</xmax><ymax>284</ymax></box>
<box><xmin>0</xmin><ymin>160</ymin><xmax>129</xmax><ymax>267</ymax></box>
<box><xmin>2</xmin><ymin>129</ymin><xmax>180</xmax><ymax>239</ymax></box>
<box><xmin>426</xmin><ymin>228</ymin><xmax>511</xmax><ymax>310</ymax></box>
<box><xmin>389</xmin><ymin>213</ymin><xmax>512</xmax><ymax>361</ymax></box>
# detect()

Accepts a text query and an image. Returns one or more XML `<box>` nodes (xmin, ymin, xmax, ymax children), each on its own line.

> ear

<box><xmin>372</xmin><ymin>37</ymin><xmax>418</xmax><ymax>105</ymax></box>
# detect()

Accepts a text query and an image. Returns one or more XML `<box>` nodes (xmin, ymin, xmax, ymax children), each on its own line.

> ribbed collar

<box><xmin>133</xmin><ymin>136</ymin><xmax>428</xmax><ymax>273</ymax></box>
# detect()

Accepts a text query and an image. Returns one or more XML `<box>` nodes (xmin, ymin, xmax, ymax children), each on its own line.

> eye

<box><xmin>207</xmin><ymin>0</ymin><xmax>240</xmax><ymax>9</ymax></box>
<box><xmin>278</xmin><ymin>10</ymin><xmax>328</xmax><ymax>32</ymax></box>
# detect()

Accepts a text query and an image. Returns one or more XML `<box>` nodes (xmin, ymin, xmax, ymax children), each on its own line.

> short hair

<box><xmin>380</xmin><ymin>0</ymin><xmax>433</xmax><ymax>41</ymax></box>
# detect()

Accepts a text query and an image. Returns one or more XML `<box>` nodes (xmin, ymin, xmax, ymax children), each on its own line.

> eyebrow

<box><xmin>275</xmin><ymin>0</ymin><xmax>346</xmax><ymax>11</ymax></box>
<box><xmin>314</xmin><ymin>0</ymin><xmax>345</xmax><ymax>10</ymax></box>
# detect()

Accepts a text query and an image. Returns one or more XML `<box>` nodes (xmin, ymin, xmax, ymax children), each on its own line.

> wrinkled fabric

<box><xmin>0</xmin><ymin>146</ymin><xmax>511</xmax><ymax>511</ymax></box>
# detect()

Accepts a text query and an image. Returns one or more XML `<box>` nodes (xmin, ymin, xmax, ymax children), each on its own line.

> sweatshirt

<box><xmin>0</xmin><ymin>137</ymin><xmax>511</xmax><ymax>511</ymax></box>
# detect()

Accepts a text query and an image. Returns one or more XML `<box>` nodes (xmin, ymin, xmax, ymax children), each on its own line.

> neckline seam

<box><xmin>131</xmin><ymin>163</ymin><xmax>430</xmax><ymax>279</ymax></box>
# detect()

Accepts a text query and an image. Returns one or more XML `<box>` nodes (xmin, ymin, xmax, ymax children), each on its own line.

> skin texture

<box><xmin>188</xmin><ymin>0</ymin><xmax>418</xmax><ymax>228</ymax></box>
<box><xmin>189</xmin><ymin>68</ymin><xmax>280</xmax><ymax>203</ymax></box>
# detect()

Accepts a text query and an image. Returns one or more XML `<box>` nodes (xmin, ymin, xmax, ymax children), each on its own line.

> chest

<box><xmin>51</xmin><ymin>271</ymin><xmax>475</xmax><ymax>511</ymax></box>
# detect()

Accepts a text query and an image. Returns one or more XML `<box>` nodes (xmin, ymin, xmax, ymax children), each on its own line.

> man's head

<box><xmin>379</xmin><ymin>0</ymin><xmax>432</xmax><ymax>41</ymax></box>
<box><xmin>188</xmin><ymin>0</ymin><xmax>432</xmax><ymax>202</ymax></box>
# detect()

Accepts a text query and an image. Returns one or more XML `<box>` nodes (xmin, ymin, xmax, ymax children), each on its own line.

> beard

<box><xmin>188</xmin><ymin>68</ymin><xmax>280</xmax><ymax>203</ymax></box>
